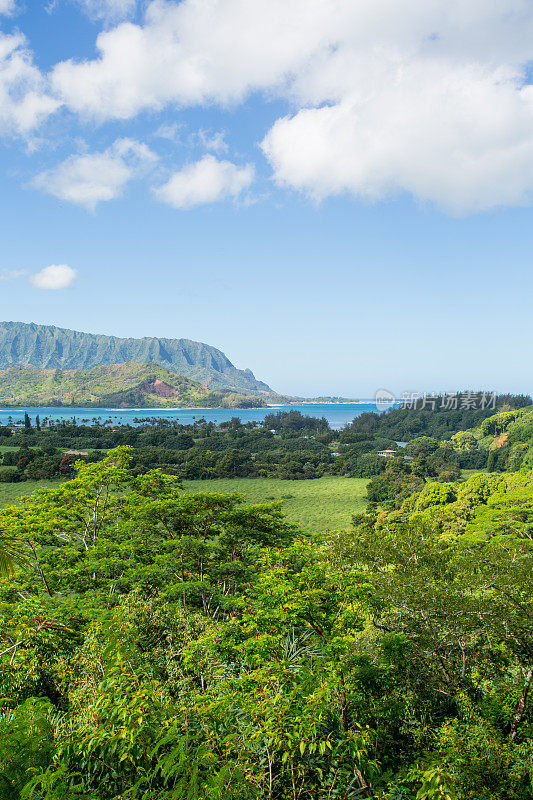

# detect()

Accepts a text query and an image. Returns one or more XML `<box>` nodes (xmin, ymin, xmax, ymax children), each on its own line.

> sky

<box><xmin>1</xmin><ymin>0</ymin><xmax>533</xmax><ymax>398</ymax></box>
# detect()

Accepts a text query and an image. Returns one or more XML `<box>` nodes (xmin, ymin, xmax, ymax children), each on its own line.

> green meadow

<box><xmin>0</xmin><ymin>472</ymin><xmax>368</xmax><ymax>531</ymax></box>
<box><xmin>182</xmin><ymin>476</ymin><xmax>368</xmax><ymax>532</ymax></box>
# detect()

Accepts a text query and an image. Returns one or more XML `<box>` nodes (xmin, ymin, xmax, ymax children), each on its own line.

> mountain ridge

<box><xmin>0</xmin><ymin>322</ymin><xmax>272</xmax><ymax>394</ymax></box>
<box><xmin>0</xmin><ymin>363</ymin><xmax>271</xmax><ymax>408</ymax></box>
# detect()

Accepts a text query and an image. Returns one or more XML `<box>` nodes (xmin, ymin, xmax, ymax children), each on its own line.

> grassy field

<box><xmin>0</xmin><ymin>474</ymin><xmax>368</xmax><ymax>531</ymax></box>
<box><xmin>460</xmin><ymin>468</ymin><xmax>487</xmax><ymax>480</ymax></box>
<box><xmin>0</xmin><ymin>479</ymin><xmax>63</xmax><ymax>508</ymax></box>
<box><xmin>182</xmin><ymin>476</ymin><xmax>368</xmax><ymax>533</ymax></box>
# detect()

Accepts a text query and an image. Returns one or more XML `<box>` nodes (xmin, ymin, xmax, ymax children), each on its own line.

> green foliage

<box><xmin>0</xmin><ymin>363</ymin><xmax>269</xmax><ymax>409</ymax></box>
<box><xmin>0</xmin><ymin>431</ymin><xmax>532</xmax><ymax>800</ymax></box>
<box><xmin>414</xmin><ymin>482</ymin><xmax>457</xmax><ymax>512</ymax></box>
<box><xmin>0</xmin><ymin>698</ymin><xmax>54</xmax><ymax>799</ymax></box>
<box><xmin>344</xmin><ymin>396</ymin><xmax>531</xmax><ymax>443</ymax></box>
<box><xmin>414</xmin><ymin>768</ymin><xmax>456</xmax><ymax>800</ymax></box>
<box><xmin>366</xmin><ymin>457</ymin><xmax>425</xmax><ymax>508</ymax></box>
<box><xmin>437</xmin><ymin>716</ymin><xmax>533</xmax><ymax>800</ymax></box>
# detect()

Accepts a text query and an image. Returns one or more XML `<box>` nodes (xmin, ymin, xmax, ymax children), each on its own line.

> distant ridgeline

<box><xmin>0</xmin><ymin>363</ymin><xmax>270</xmax><ymax>409</ymax></box>
<box><xmin>0</xmin><ymin>321</ymin><xmax>272</xmax><ymax>395</ymax></box>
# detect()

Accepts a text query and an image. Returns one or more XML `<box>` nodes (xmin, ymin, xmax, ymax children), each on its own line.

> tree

<box><xmin>344</xmin><ymin>474</ymin><xmax>533</xmax><ymax>743</ymax></box>
<box><xmin>180</xmin><ymin>537</ymin><xmax>377</xmax><ymax>798</ymax></box>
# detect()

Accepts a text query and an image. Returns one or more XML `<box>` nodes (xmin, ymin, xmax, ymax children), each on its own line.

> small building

<box><xmin>63</xmin><ymin>450</ymin><xmax>89</xmax><ymax>456</ymax></box>
<box><xmin>377</xmin><ymin>449</ymin><xmax>396</xmax><ymax>457</ymax></box>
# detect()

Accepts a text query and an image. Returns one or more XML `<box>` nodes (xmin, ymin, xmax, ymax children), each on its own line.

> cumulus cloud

<box><xmin>50</xmin><ymin>0</ymin><xmax>336</xmax><ymax>119</ymax></box>
<box><xmin>154</xmin><ymin>155</ymin><xmax>254</xmax><ymax>209</ymax></box>
<box><xmin>262</xmin><ymin>62</ymin><xmax>533</xmax><ymax>214</ymax></box>
<box><xmin>33</xmin><ymin>138</ymin><xmax>157</xmax><ymax>210</ymax></box>
<box><xmin>0</xmin><ymin>32</ymin><xmax>59</xmax><ymax>136</ymax></box>
<box><xmin>49</xmin><ymin>0</ymin><xmax>533</xmax><ymax>212</ymax></box>
<box><xmin>30</xmin><ymin>264</ymin><xmax>77</xmax><ymax>290</ymax></box>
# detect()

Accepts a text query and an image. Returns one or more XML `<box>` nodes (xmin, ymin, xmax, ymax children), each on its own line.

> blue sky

<box><xmin>1</xmin><ymin>0</ymin><xmax>533</xmax><ymax>397</ymax></box>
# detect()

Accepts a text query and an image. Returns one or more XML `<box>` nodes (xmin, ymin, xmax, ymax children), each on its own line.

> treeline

<box><xmin>1</xmin><ymin>395</ymin><xmax>532</xmax><ymax>487</ymax></box>
<box><xmin>344</xmin><ymin>393</ymin><xmax>531</xmax><ymax>441</ymax></box>
<box><xmin>0</xmin><ymin>412</ymin><xmax>340</xmax><ymax>481</ymax></box>
<box><xmin>0</xmin><ymin>444</ymin><xmax>105</xmax><ymax>482</ymax></box>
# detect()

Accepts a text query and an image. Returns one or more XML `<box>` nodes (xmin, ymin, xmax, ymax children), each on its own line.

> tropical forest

<box><xmin>0</xmin><ymin>394</ymin><xmax>532</xmax><ymax>799</ymax></box>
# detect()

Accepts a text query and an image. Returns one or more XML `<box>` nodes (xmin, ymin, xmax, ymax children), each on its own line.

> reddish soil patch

<box><xmin>494</xmin><ymin>433</ymin><xmax>509</xmax><ymax>448</ymax></box>
<box><xmin>140</xmin><ymin>379</ymin><xmax>179</xmax><ymax>398</ymax></box>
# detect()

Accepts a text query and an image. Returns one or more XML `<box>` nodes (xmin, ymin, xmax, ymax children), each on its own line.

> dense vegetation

<box><xmin>0</xmin><ymin>405</ymin><xmax>532</xmax><ymax>798</ymax></box>
<box><xmin>0</xmin><ymin>322</ymin><xmax>272</xmax><ymax>394</ymax></box>
<box><xmin>1</xmin><ymin>411</ymin><xmax>344</xmax><ymax>482</ymax></box>
<box><xmin>0</xmin><ymin>364</ymin><xmax>270</xmax><ymax>409</ymax></box>
<box><xmin>342</xmin><ymin>393</ymin><xmax>531</xmax><ymax>441</ymax></box>
<box><xmin>2</xmin><ymin>394</ymin><xmax>529</xmax><ymax>488</ymax></box>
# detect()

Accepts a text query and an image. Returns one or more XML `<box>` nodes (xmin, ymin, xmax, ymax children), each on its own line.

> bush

<box><xmin>0</xmin><ymin>468</ymin><xmax>22</xmax><ymax>483</ymax></box>
<box><xmin>439</xmin><ymin>718</ymin><xmax>533</xmax><ymax>800</ymax></box>
<box><xmin>349</xmin><ymin>454</ymin><xmax>386</xmax><ymax>478</ymax></box>
<box><xmin>0</xmin><ymin>698</ymin><xmax>54</xmax><ymax>799</ymax></box>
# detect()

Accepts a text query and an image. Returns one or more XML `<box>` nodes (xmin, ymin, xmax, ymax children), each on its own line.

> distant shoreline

<box><xmin>0</xmin><ymin>401</ymin><xmax>370</xmax><ymax>412</ymax></box>
<box><xmin>0</xmin><ymin>402</ymin><xmax>375</xmax><ymax>431</ymax></box>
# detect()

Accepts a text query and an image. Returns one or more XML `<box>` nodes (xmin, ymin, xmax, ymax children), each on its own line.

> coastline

<box><xmin>0</xmin><ymin>402</ymin><xmax>377</xmax><ymax>431</ymax></box>
<box><xmin>0</xmin><ymin>401</ymin><xmax>368</xmax><ymax>411</ymax></box>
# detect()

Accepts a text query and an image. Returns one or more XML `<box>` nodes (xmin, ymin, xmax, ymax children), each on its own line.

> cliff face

<box><xmin>0</xmin><ymin>322</ymin><xmax>272</xmax><ymax>394</ymax></box>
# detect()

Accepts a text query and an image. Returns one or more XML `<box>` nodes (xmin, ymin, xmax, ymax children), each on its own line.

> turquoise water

<box><xmin>0</xmin><ymin>403</ymin><xmax>380</xmax><ymax>430</ymax></box>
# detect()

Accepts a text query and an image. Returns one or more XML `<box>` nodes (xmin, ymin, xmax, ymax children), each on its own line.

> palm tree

<box><xmin>0</xmin><ymin>536</ymin><xmax>16</xmax><ymax>579</ymax></box>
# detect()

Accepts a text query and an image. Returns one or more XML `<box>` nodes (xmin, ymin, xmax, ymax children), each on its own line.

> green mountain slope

<box><xmin>0</xmin><ymin>363</ymin><xmax>270</xmax><ymax>408</ymax></box>
<box><xmin>0</xmin><ymin>322</ymin><xmax>272</xmax><ymax>394</ymax></box>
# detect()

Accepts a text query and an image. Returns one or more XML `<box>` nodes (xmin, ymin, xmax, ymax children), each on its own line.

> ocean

<box><xmin>0</xmin><ymin>402</ymin><xmax>382</xmax><ymax>431</ymax></box>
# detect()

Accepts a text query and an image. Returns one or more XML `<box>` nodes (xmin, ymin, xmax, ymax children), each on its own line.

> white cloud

<box><xmin>50</xmin><ymin>0</ymin><xmax>328</xmax><ymax>119</ymax></box>
<box><xmin>154</xmin><ymin>121</ymin><xmax>182</xmax><ymax>142</ymax></box>
<box><xmin>197</xmin><ymin>129</ymin><xmax>228</xmax><ymax>154</ymax></box>
<box><xmin>153</xmin><ymin>124</ymin><xmax>227</xmax><ymax>152</ymax></box>
<box><xmin>0</xmin><ymin>269</ymin><xmax>25</xmax><ymax>280</ymax></box>
<box><xmin>75</xmin><ymin>0</ymin><xmax>137</xmax><ymax>24</ymax></box>
<box><xmin>0</xmin><ymin>32</ymin><xmax>59</xmax><ymax>136</ymax></box>
<box><xmin>262</xmin><ymin>62</ymin><xmax>533</xmax><ymax>214</ymax></box>
<box><xmin>30</xmin><ymin>264</ymin><xmax>77</xmax><ymax>290</ymax></box>
<box><xmin>33</xmin><ymin>138</ymin><xmax>157</xmax><ymax>210</ymax></box>
<box><xmin>49</xmin><ymin>0</ymin><xmax>533</xmax><ymax>212</ymax></box>
<box><xmin>154</xmin><ymin>154</ymin><xmax>254</xmax><ymax>209</ymax></box>
<box><xmin>0</xmin><ymin>0</ymin><xmax>17</xmax><ymax>15</ymax></box>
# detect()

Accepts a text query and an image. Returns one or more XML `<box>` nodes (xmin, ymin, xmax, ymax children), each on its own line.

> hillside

<box><xmin>0</xmin><ymin>322</ymin><xmax>272</xmax><ymax>394</ymax></box>
<box><xmin>0</xmin><ymin>363</ymin><xmax>269</xmax><ymax>408</ymax></box>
